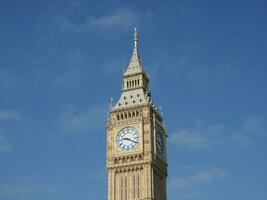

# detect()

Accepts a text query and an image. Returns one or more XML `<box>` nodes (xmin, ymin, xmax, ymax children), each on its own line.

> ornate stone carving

<box><xmin>106</xmin><ymin>29</ymin><xmax>167</xmax><ymax>200</ymax></box>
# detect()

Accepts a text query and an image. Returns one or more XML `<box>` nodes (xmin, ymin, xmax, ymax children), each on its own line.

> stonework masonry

<box><xmin>106</xmin><ymin>28</ymin><xmax>167</xmax><ymax>200</ymax></box>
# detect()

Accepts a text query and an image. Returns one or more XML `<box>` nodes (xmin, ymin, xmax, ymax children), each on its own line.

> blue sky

<box><xmin>0</xmin><ymin>0</ymin><xmax>266</xmax><ymax>199</ymax></box>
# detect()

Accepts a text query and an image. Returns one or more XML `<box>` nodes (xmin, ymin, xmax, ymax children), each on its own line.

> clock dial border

<box><xmin>116</xmin><ymin>126</ymin><xmax>140</xmax><ymax>152</ymax></box>
<box><xmin>156</xmin><ymin>131</ymin><xmax>164</xmax><ymax>155</ymax></box>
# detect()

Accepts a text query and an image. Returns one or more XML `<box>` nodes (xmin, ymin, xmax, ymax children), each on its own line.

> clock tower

<box><xmin>106</xmin><ymin>28</ymin><xmax>167</xmax><ymax>200</ymax></box>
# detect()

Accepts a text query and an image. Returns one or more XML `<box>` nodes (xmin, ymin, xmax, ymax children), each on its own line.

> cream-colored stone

<box><xmin>107</xmin><ymin>29</ymin><xmax>167</xmax><ymax>200</ymax></box>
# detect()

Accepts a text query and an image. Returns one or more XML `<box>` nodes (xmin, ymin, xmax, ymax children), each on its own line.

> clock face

<box><xmin>116</xmin><ymin>127</ymin><xmax>140</xmax><ymax>152</ymax></box>
<box><xmin>156</xmin><ymin>131</ymin><xmax>164</xmax><ymax>155</ymax></box>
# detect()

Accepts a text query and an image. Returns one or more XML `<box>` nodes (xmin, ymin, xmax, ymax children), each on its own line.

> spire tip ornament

<box><xmin>133</xmin><ymin>27</ymin><xmax>138</xmax><ymax>47</ymax></box>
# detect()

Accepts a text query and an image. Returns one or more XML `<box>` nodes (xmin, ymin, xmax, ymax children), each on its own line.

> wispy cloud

<box><xmin>170</xmin><ymin>116</ymin><xmax>267</xmax><ymax>149</ymax></box>
<box><xmin>0</xmin><ymin>111</ymin><xmax>20</xmax><ymax>122</ymax></box>
<box><xmin>87</xmin><ymin>9</ymin><xmax>138</xmax><ymax>30</ymax></box>
<box><xmin>0</xmin><ymin>181</ymin><xmax>60</xmax><ymax>199</ymax></box>
<box><xmin>0</xmin><ymin>110</ymin><xmax>20</xmax><ymax>152</ymax></box>
<box><xmin>170</xmin><ymin>124</ymin><xmax>224</xmax><ymax>149</ymax></box>
<box><xmin>0</xmin><ymin>134</ymin><xmax>9</xmax><ymax>152</ymax></box>
<box><xmin>170</xmin><ymin>128</ymin><xmax>216</xmax><ymax>149</ymax></box>
<box><xmin>53</xmin><ymin>66</ymin><xmax>90</xmax><ymax>87</ymax></box>
<box><xmin>232</xmin><ymin>116</ymin><xmax>267</xmax><ymax>145</ymax></box>
<box><xmin>169</xmin><ymin>167</ymin><xmax>228</xmax><ymax>189</ymax></box>
<box><xmin>185</xmin><ymin>62</ymin><xmax>232</xmax><ymax>83</ymax></box>
<box><xmin>55</xmin><ymin>5</ymin><xmax>152</xmax><ymax>33</ymax></box>
<box><xmin>0</xmin><ymin>68</ymin><xmax>19</xmax><ymax>89</ymax></box>
<box><xmin>142</xmin><ymin>38</ymin><xmax>234</xmax><ymax>88</ymax></box>
<box><xmin>102</xmin><ymin>58</ymin><xmax>126</xmax><ymax>75</ymax></box>
<box><xmin>59</xmin><ymin>104</ymin><xmax>106</xmax><ymax>133</ymax></box>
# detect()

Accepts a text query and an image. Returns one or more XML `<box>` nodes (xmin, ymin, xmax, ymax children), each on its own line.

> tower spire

<box><xmin>124</xmin><ymin>27</ymin><xmax>143</xmax><ymax>76</ymax></box>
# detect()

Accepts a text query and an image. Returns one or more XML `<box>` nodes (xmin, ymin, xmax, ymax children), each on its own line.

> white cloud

<box><xmin>169</xmin><ymin>167</ymin><xmax>228</xmax><ymax>189</ymax></box>
<box><xmin>170</xmin><ymin>116</ymin><xmax>266</xmax><ymax>149</ymax></box>
<box><xmin>0</xmin><ymin>111</ymin><xmax>20</xmax><ymax>122</ymax></box>
<box><xmin>170</xmin><ymin>125</ymin><xmax>224</xmax><ymax>149</ymax></box>
<box><xmin>170</xmin><ymin>129</ymin><xmax>212</xmax><ymax>148</ymax></box>
<box><xmin>232</xmin><ymin>116</ymin><xmax>267</xmax><ymax>145</ymax></box>
<box><xmin>87</xmin><ymin>9</ymin><xmax>138</xmax><ymax>30</ymax></box>
<box><xmin>59</xmin><ymin>104</ymin><xmax>106</xmax><ymax>133</ymax></box>
<box><xmin>55</xmin><ymin>6</ymin><xmax>152</xmax><ymax>33</ymax></box>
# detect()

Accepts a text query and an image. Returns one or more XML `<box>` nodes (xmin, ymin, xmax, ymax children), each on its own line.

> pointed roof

<box><xmin>124</xmin><ymin>28</ymin><xmax>144</xmax><ymax>76</ymax></box>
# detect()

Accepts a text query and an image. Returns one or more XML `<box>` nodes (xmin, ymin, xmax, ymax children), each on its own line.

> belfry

<box><xmin>106</xmin><ymin>28</ymin><xmax>168</xmax><ymax>200</ymax></box>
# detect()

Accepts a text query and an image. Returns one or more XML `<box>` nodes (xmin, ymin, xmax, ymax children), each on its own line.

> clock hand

<box><xmin>123</xmin><ymin>137</ymin><xmax>137</xmax><ymax>143</ymax></box>
<box><xmin>123</xmin><ymin>137</ymin><xmax>132</xmax><ymax>141</ymax></box>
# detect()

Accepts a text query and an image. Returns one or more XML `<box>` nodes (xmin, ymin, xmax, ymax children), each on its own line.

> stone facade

<box><xmin>106</xmin><ymin>28</ymin><xmax>167</xmax><ymax>200</ymax></box>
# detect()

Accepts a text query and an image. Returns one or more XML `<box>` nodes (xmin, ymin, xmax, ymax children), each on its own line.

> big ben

<box><xmin>106</xmin><ymin>28</ymin><xmax>168</xmax><ymax>200</ymax></box>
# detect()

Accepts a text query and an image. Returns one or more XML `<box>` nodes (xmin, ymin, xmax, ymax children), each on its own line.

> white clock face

<box><xmin>156</xmin><ymin>131</ymin><xmax>164</xmax><ymax>155</ymax></box>
<box><xmin>116</xmin><ymin>127</ymin><xmax>140</xmax><ymax>152</ymax></box>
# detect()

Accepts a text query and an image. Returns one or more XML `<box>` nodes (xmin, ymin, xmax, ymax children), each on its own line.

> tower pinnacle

<box><xmin>124</xmin><ymin>27</ymin><xmax>143</xmax><ymax>76</ymax></box>
<box><xmin>134</xmin><ymin>27</ymin><xmax>138</xmax><ymax>47</ymax></box>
